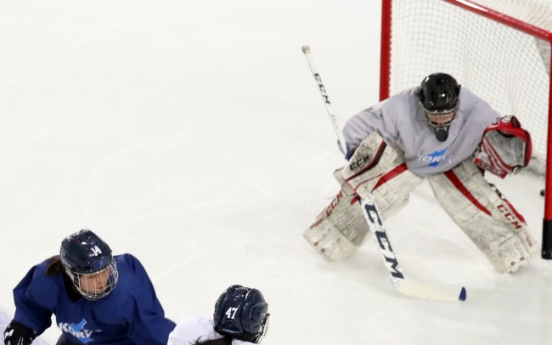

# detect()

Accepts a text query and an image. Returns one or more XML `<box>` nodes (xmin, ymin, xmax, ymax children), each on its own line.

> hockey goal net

<box><xmin>380</xmin><ymin>0</ymin><xmax>552</xmax><ymax>257</ymax></box>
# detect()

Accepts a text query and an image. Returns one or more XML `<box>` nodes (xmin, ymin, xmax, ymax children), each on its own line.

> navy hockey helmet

<box><xmin>417</xmin><ymin>73</ymin><xmax>461</xmax><ymax>141</ymax></box>
<box><xmin>60</xmin><ymin>229</ymin><xmax>119</xmax><ymax>300</ymax></box>
<box><xmin>213</xmin><ymin>285</ymin><xmax>270</xmax><ymax>344</ymax></box>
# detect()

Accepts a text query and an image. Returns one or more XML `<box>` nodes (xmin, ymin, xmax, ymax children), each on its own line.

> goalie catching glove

<box><xmin>473</xmin><ymin>115</ymin><xmax>532</xmax><ymax>178</ymax></box>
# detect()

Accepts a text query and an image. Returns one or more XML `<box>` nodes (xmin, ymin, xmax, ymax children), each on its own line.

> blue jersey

<box><xmin>12</xmin><ymin>254</ymin><xmax>175</xmax><ymax>345</ymax></box>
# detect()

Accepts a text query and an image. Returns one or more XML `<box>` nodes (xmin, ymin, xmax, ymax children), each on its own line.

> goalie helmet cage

<box><xmin>379</xmin><ymin>0</ymin><xmax>552</xmax><ymax>258</ymax></box>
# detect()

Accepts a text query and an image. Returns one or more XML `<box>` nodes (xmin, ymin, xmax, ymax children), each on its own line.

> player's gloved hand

<box><xmin>473</xmin><ymin>115</ymin><xmax>532</xmax><ymax>178</ymax></box>
<box><xmin>337</xmin><ymin>139</ymin><xmax>357</xmax><ymax>160</ymax></box>
<box><xmin>345</xmin><ymin>145</ymin><xmax>357</xmax><ymax>160</ymax></box>
<box><xmin>4</xmin><ymin>321</ymin><xmax>35</xmax><ymax>345</ymax></box>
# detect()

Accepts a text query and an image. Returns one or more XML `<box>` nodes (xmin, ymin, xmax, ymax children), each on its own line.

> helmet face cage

<box><xmin>60</xmin><ymin>229</ymin><xmax>119</xmax><ymax>301</ymax></box>
<box><xmin>422</xmin><ymin>103</ymin><xmax>459</xmax><ymax>130</ymax></box>
<box><xmin>65</xmin><ymin>258</ymin><xmax>119</xmax><ymax>300</ymax></box>
<box><xmin>418</xmin><ymin>73</ymin><xmax>461</xmax><ymax>131</ymax></box>
<box><xmin>213</xmin><ymin>285</ymin><xmax>270</xmax><ymax>343</ymax></box>
<box><xmin>251</xmin><ymin>313</ymin><xmax>270</xmax><ymax>344</ymax></box>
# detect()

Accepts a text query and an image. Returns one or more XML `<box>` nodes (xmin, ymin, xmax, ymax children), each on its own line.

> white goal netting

<box><xmin>385</xmin><ymin>0</ymin><xmax>552</xmax><ymax>173</ymax></box>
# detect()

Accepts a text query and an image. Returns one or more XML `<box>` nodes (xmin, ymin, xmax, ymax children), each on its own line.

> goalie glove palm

<box><xmin>473</xmin><ymin>115</ymin><xmax>532</xmax><ymax>178</ymax></box>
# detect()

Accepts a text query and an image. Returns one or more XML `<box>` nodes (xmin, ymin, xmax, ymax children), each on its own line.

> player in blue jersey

<box><xmin>3</xmin><ymin>229</ymin><xmax>176</xmax><ymax>345</ymax></box>
<box><xmin>167</xmin><ymin>285</ymin><xmax>269</xmax><ymax>345</ymax></box>
<box><xmin>304</xmin><ymin>72</ymin><xmax>538</xmax><ymax>273</ymax></box>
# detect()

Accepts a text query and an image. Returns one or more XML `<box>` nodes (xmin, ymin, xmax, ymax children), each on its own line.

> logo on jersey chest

<box><xmin>58</xmin><ymin>318</ymin><xmax>95</xmax><ymax>344</ymax></box>
<box><xmin>417</xmin><ymin>148</ymin><xmax>452</xmax><ymax>167</ymax></box>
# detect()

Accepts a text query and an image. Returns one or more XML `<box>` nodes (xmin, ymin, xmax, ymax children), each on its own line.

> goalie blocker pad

<box><xmin>473</xmin><ymin>115</ymin><xmax>532</xmax><ymax>178</ymax></box>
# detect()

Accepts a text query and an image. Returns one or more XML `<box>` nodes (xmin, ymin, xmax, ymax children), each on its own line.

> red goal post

<box><xmin>379</xmin><ymin>0</ymin><xmax>552</xmax><ymax>258</ymax></box>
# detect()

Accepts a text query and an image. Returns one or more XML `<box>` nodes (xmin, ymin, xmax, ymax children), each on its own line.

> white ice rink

<box><xmin>1</xmin><ymin>1</ymin><xmax>552</xmax><ymax>344</ymax></box>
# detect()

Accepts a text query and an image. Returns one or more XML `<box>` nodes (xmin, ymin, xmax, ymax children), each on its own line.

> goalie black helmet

<box><xmin>417</xmin><ymin>72</ymin><xmax>461</xmax><ymax>141</ymax></box>
<box><xmin>213</xmin><ymin>285</ymin><xmax>270</xmax><ymax>344</ymax></box>
<box><xmin>60</xmin><ymin>229</ymin><xmax>119</xmax><ymax>300</ymax></box>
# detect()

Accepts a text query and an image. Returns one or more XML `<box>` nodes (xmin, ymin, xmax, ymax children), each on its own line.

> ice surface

<box><xmin>0</xmin><ymin>1</ymin><xmax>551</xmax><ymax>344</ymax></box>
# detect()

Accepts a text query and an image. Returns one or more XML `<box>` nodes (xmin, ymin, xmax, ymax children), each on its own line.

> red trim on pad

<box><xmin>373</xmin><ymin>163</ymin><xmax>408</xmax><ymax>190</ymax></box>
<box><xmin>444</xmin><ymin>170</ymin><xmax>491</xmax><ymax>216</ymax></box>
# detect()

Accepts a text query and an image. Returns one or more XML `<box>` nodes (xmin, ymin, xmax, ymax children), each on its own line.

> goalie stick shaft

<box><xmin>302</xmin><ymin>45</ymin><xmax>347</xmax><ymax>154</ymax></box>
<box><xmin>302</xmin><ymin>45</ymin><xmax>466</xmax><ymax>302</ymax></box>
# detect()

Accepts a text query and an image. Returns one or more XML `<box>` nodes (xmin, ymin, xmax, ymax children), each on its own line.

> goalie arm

<box><xmin>342</xmin><ymin>100</ymin><xmax>400</xmax><ymax>160</ymax></box>
<box><xmin>473</xmin><ymin>115</ymin><xmax>532</xmax><ymax>178</ymax></box>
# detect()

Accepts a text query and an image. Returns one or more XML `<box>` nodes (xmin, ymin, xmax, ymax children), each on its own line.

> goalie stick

<box><xmin>302</xmin><ymin>45</ymin><xmax>466</xmax><ymax>302</ymax></box>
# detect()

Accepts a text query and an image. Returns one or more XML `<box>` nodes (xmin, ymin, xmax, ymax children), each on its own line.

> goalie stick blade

<box><xmin>360</xmin><ymin>195</ymin><xmax>466</xmax><ymax>302</ymax></box>
<box><xmin>397</xmin><ymin>278</ymin><xmax>467</xmax><ymax>302</ymax></box>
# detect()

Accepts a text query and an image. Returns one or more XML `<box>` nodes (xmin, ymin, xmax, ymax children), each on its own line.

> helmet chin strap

<box><xmin>434</xmin><ymin>127</ymin><xmax>449</xmax><ymax>142</ymax></box>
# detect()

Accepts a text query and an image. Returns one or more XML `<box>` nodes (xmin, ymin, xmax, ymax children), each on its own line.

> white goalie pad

<box><xmin>342</xmin><ymin>132</ymin><xmax>424</xmax><ymax>220</ymax></box>
<box><xmin>304</xmin><ymin>132</ymin><xmax>424</xmax><ymax>261</ymax></box>
<box><xmin>340</xmin><ymin>132</ymin><xmax>404</xmax><ymax>193</ymax></box>
<box><xmin>303</xmin><ymin>182</ymin><xmax>371</xmax><ymax>261</ymax></box>
<box><xmin>428</xmin><ymin>160</ymin><xmax>538</xmax><ymax>273</ymax></box>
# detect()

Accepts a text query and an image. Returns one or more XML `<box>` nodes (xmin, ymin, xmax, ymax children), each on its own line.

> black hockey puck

<box><xmin>541</xmin><ymin>189</ymin><xmax>545</xmax><ymax>197</ymax></box>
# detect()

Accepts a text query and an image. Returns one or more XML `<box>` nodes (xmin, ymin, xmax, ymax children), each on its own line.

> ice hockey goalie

<box><xmin>304</xmin><ymin>73</ymin><xmax>538</xmax><ymax>273</ymax></box>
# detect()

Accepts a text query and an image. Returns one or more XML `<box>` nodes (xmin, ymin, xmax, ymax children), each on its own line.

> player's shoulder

<box><xmin>114</xmin><ymin>253</ymin><xmax>146</xmax><ymax>272</ymax></box>
<box><xmin>19</xmin><ymin>257</ymin><xmax>64</xmax><ymax>306</ymax></box>
<box><xmin>170</xmin><ymin>316</ymin><xmax>254</xmax><ymax>345</ymax></box>
<box><xmin>31</xmin><ymin>257</ymin><xmax>60</xmax><ymax>281</ymax></box>
<box><xmin>112</xmin><ymin>253</ymin><xmax>152</xmax><ymax>287</ymax></box>
<box><xmin>381</xmin><ymin>86</ymin><xmax>419</xmax><ymax>117</ymax></box>
<box><xmin>458</xmin><ymin>87</ymin><xmax>499</xmax><ymax>121</ymax></box>
<box><xmin>34</xmin><ymin>257</ymin><xmax>53</xmax><ymax>271</ymax></box>
<box><xmin>389</xmin><ymin>86</ymin><xmax>418</xmax><ymax>102</ymax></box>
<box><xmin>113</xmin><ymin>254</ymin><xmax>149</xmax><ymax>288</ymax></box>
<box><xmin>458</xmin><ymin>86</ymin><xmax>487</xmax><ymax>106</ymax></box>
<box><xmin>115</xmin><ymin>253</ymin><xmax>139</xmax><ymax>264</ymax></box>
<box><xmin>170</xmin><ymin>316</ymin><xmax>219</xmax><ymax>344</ymax></box>
<box><xmin>177</xmin><ymin>315</ymin><xmax>214</xmax><ymax>329</ymax></box>
<box><xmin>111</xmin><ymin>254</ymin><xmax>159</xmax><ymax>300</ymax></box>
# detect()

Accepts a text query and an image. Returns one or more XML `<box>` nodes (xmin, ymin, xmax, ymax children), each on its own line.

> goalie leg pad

<box><xmin>427</xmin><ymin>160</ymin><xmax>538</xmax><ymax>273</ymax></box>
<box><xmin>303</xmin><ymin>187</ymin><xmax>371</xmax><ymax>261</ymax></box>
<box><xmin>342</xmin><ymin>132</ymin><xmax>425</xmax><ymax>219</ymax></box>
<box><xmin>367</xmin><ymin>164</ymin><xmax>424</xmax><ymax>219</ymax></box>
<box><xmin>303</xmin><ymin>134</ymin><xmax>424</xmax><ymax>261</ymax></box>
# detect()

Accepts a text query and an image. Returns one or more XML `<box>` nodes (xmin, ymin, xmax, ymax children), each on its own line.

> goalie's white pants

<box><xmin>303</xmin><ymin>132</ymin><xmax>538</xmax><ymax>273</ymax></box>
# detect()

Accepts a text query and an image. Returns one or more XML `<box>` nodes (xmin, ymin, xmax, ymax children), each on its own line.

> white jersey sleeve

<box><xmin>167</xmin><ymin>316</ymin><xmax>251</xmax><ymax>345</ymax></box>
<box><xmin>343</xmin><ymin>86</ymin><xmax>502</xmax><ymax>177</ymax></box>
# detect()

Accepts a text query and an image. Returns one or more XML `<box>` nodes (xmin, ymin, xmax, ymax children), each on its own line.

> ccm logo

<box><xmin>349</xmin><ymin>155</ymin><xmax>371</xmax><ymax>170</ymax></box>
<box><xmin>314</xmin><ymin>74</ymin><xmax>330</xmax><ymax>104</ymax></box>
<box><xmin>309</xmin><ymin>191</ymin><xmax>344</xmax><ymax>229</ymax></box>
<box><xmin>364</xmin><ymin>201</ymin><xmax>404</xmax><ymax>279</ymax></box>
<box><xmin>497</xmin><ymin>204</ymin><xmax>523</xmax><ymax>230</ymax></box>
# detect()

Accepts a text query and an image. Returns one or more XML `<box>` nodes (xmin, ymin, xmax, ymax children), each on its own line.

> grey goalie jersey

<box><xmin>342</xmin><ymin>86</ymin><xmax>502</xmax><ymax>177</ymax></box>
